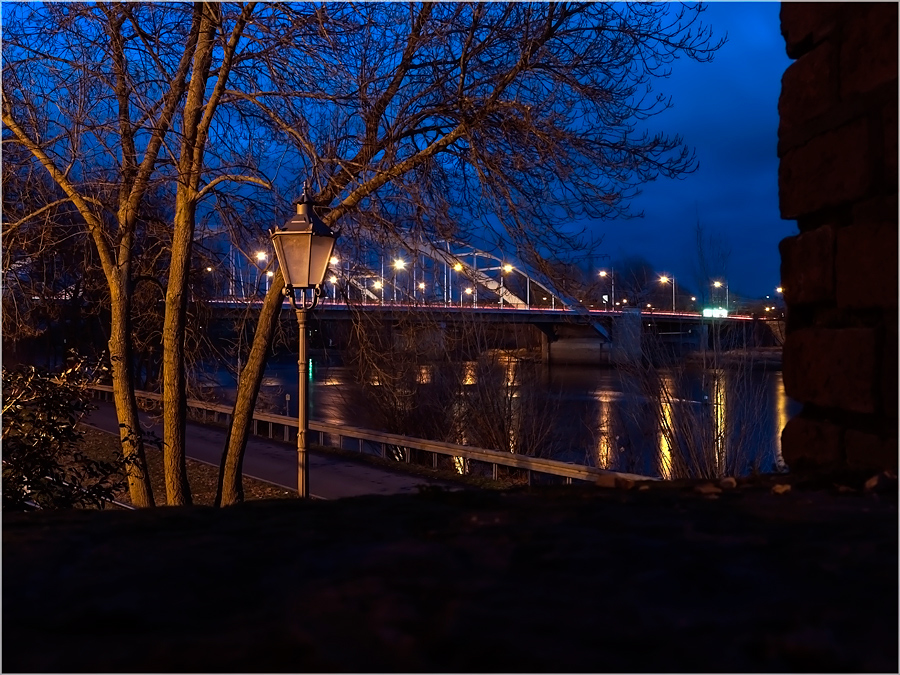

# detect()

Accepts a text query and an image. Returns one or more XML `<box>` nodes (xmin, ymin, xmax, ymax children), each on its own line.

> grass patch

<box><xmin>77</xmin><ymin>426</ymin><xmax>297</xmax><ymax>507</ymax></box>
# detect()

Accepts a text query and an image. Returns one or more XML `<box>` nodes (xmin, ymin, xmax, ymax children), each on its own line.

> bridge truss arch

<box><xmin>324</xmin><ymin>234</ymin><xmax>609</xmax><ymax>339</ymax></box>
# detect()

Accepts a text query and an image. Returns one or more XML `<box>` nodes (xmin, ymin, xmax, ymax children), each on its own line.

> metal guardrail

<box><xmin>89</xmin><ymin>385</ymin><xmax>656</xmax><ymax>485</ymax></box>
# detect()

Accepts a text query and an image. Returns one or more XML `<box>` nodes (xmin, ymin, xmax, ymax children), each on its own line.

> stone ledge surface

<box><xmin>3</xmin><ymin>478</ymin><xmax>897</xmax><ymax>673</ymax></box>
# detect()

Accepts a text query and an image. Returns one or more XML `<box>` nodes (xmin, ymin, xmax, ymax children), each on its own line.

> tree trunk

<box><xmin>108</xmin><ymin>281</ymin><xmax>155</xmax><ymax>507</ymax></box>
<box><xmin>161</xmin><ymin>199</ymin><xmax>195</xmax><ymax>506</ymax></box>
<box><xmin>216</xmin><ymin>274</ymin><xmax>285</xmax><ymax>506</ymax></box>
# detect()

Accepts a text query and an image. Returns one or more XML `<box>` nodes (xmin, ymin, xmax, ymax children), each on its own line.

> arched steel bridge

<box><xmin>318</xmin><ymin>235</ymin><xmax>610</xmax><ymax>339</ymax></box>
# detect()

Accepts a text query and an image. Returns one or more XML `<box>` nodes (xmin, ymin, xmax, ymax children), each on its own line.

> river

<box><xmin>199</xmin><ymin>353</ymin><xmax>801</xmax><ymax>479</ymax></box>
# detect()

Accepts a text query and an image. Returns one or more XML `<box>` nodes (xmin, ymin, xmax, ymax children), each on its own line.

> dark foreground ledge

<box><xmin>3</xmin><ymin>475</ymin><xmax>897</xmax><ymax>673</ymax></box>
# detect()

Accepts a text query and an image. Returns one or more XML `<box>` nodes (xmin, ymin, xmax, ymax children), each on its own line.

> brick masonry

<box><xmin>779</xmin><ymin>2</ymin><xmax>898</xmax><ymax>471</ymax></box>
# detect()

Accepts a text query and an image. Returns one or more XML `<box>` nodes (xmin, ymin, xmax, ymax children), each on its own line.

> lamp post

<box><xmin>393</xmin><ymin>258</ymin><xmax>405</xmax><ymax>303</ymax></box>
<box><xmin>599</xmin><ymin>270</ymin><xmax>615</xmax><ymax>311</ymax></box>
<box><xmin>255</xmin><ymin>251</ymin><xmax>267</xmax><ymax>297</ymax></box>
<box><xmin>659</xmin><ymin>275</ymin><xmax>675</xmax><ymax>312</ymax></box>
<box><xmin>713</xmin><ymin>280</ymin><xmax>729</xmax><ymax>310</ymax></box>
<box><xmin>270</xmin><ymin>183</ymin><xmax>337</xmax><ymax>499</ymax></box>
<box><xmin>500</xmin><ymin>264</ymin><xmax>512</xmax><ymax>308</ymax></box>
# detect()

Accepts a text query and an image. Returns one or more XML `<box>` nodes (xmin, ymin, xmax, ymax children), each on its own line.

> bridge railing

<box><xmin>89</xmin><ymin>385</ymin><xmax>655</xmax><ymax>487</ymax></box>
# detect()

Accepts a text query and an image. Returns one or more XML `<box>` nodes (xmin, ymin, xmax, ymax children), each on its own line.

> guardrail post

<box><xmin>433</xmin><ymin>452</ymin><xmax>437</xmax><ymax>469</ymax></box>
<box><xmin>268</xmin><ymin>422</ymin><xmax>273</xmax><ymax>439</ymax></box>
<box><xmin>284</xmin><ymin>425</ymin><xmax>290</xmax><ymax>442</ymax></box>
<box><xmin>493</xmin><ymin>463</ymin><xmax>498</xmax><ymax>481</ymax></box>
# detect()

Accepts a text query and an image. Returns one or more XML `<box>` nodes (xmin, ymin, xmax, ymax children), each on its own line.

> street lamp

<box><xmin>659</xmin><ymin>275</ymin><xmax>675</xmax><ymax>312</ymax></box>
<box><xmin>329</xmin><ymin>274</ymin><xmax>338</xmax><ymax>301</ymax></box>
<box><xmin>270</xmin><ymin>183</ymin><xmax>337</xmax><ymax>499</ymax></box>
<box><xmin>255</xmin><ymin>251</ymin><xmax>268</xmax><ymax>296</ymax></box>
<box><xmin>713</xmin><ymin>280</ymin><xmax>729</xmax><ymax>310</ymax></box>
<box><xmin>393</xmin><ymin>259</ymin><xmax>406</xmax><ymax>302</ymax></box>
<box><xmin>599</xmin><ymin>270</ymin><xmax>615</xmax><ymax>310</ymax></box>
<box><xmin>500</xmin><ymin>263</ymin><xmax>512</xmax><ymax>308</ymax></box>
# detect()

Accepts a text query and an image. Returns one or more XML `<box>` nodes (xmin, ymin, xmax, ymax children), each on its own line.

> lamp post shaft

<box><xmin>296</xmin><ymin>306</ymin><xmax>309</xmax><ymax>498</ymax></box>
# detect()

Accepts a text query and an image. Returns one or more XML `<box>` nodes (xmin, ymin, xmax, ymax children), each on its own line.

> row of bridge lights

<box><xmin>324</xmin><ymin>257</ymin><xmax>516</xmax><ymax>304</ymax></box>
<box><xmin>596</xmin><ymin>270</ymin><xmax>784</xmax><ymax>313</ymax></box>
<box><xmin>211</xmin><ymin>251</ymin><xmax>521</xmax><ymax>303</ymax></box>
<box><xmin>211</xmin><ymin>252</ymin><xmax>785</xmax><ymax>313</ymax></box>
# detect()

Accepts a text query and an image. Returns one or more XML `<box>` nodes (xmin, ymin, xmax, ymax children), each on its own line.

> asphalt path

<box><xmin>84</xmin><ymin>401</ymin><xmax>456</xmax><ymax>500</ymax></box>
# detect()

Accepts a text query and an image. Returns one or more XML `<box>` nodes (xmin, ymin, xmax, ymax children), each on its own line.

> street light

<box><xmin>599</xmin><ymin>270</ymin><xmax>615</xmax><ymax>310</ymax></box>
<box><xmin>255</xmin><ymin>251</ymin><xmax>268</xmax><ymax>296</ymax></box>
<box><xmin>392</xmin><ymin>259</ymin><xmax>406</xmax><ymax>302</ymax></box>
<box><xmin>659</xmin><ymin>275</ymin><xmax>675</xmax><ymax>312</ymax></box>
<box><xmin>270</xmin><ymin>183</ymin><xmax>337</xmax><ymax>499</ymax></box>
<box><xmin>713</xmin><ymin>280</ymin><xmax>729</xmax><ymax>310</ymax></box>
<box><xmin>329</xmin><ymin>274</ymin><xmax>338</xmax><ymax>301</ymax></box>
<box><xmin>500</xmin><ymin>263</ymin><xmax>512</xmax><ymax>308</ymax></box>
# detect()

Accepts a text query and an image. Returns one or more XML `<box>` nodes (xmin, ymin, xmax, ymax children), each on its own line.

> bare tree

<box><xmin>3</xmin><ymin>3</ymin><xmax>279</xmax><ymax>506</ymax></box>
<box><xmin>215</xmin><ymin>2</ymin><xmax>722</xmax><ymax>504</ymax></box>
<box><xmin>1</xmin><ymin>3</ymin><xmax>209</xmax><ymax>506</ymax></box>
<box><xmin>3</xmin><ymin>2</ymin><xmax>722</xmax><ymax>506</ymax></box>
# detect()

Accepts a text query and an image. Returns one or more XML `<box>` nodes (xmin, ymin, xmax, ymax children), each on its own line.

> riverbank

<box><xmin>3</xmin><ymin>470</ymin><xmax>896</xmax><ymax>672</ymax></box>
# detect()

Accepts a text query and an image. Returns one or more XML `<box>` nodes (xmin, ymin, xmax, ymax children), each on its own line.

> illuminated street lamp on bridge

<box><xmin>713</xmin><ymin>280</ymin><xmax>729</xmax><ymax>310</ymax></box>
<box><xmin>659</xmin><ymin>275</ymin><xmax>675</xmax><ymax>312</ymax></box>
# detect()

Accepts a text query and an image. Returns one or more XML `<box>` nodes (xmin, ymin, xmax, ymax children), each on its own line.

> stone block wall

<box><xmin>778</xmin><ymin>2</ymin><xmax>898</xmax><ymax>472</ymax></box>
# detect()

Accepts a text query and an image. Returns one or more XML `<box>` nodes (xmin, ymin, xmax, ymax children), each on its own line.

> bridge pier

<box><xmin>610</xmin><ymin>309</ymin><xmax>642</xmax><ymax>365</ymax></box>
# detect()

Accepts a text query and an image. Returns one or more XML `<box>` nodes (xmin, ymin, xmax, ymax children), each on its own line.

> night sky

<box><xmin>594</xmin><ymin>2</ymin><xmax>792</xmax><ymax>300</ymax></box>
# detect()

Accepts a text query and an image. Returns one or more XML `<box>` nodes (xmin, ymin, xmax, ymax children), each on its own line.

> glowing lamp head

<box><xmin>270</xmin><ymin>188</ymin><xmax>337</xmax><ymax>290</ymax></box>
<box><xmin>599</xmin><ymin>270</ymin><xmax>607</xmax><ymax>277</ymax></box>
<box><xmin>502</xmin><ymin>264</ymin><xmax>513</xmax><ymax>273</ymax></box>
<box><xmin>465</xmin><ymin>288</ymin><xmax>473</xmax><ymax>295</ymax></box>
<box><xmin>393</xmin><ymin>259</ymin><xmax>406</xmax><ymax>270</ymax></box>
<box><xmin>453</xmin><ymin>263</ymin><xmax>463</xmax><ymax>272</ymax></box>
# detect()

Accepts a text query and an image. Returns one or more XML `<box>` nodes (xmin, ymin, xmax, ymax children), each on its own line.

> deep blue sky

<box><xmin>594</xmin><ymin>2</ymin><xmax>792</xmax><ymax>300</ymax></box>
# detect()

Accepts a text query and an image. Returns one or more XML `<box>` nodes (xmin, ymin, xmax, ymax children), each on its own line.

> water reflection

<box><xmin>202</xmin><ymin>356</ymin><xmax>800</xmax><ymax>479</ymax></box>
<box><xmin>657</xmin><ymin>374</ymin><xmax>675</xmax><ymax>480</ymax></box>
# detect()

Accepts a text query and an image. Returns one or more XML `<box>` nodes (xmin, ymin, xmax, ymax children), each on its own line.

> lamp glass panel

<box><xmin>274</xmin><ymin>231</ymin><xmax>313</xmax><ymax>288</ymax></box>
<box><xmin>308</xmin><ymin>236</ymin><xmax>336</xmax><ymax>287</ymax></box>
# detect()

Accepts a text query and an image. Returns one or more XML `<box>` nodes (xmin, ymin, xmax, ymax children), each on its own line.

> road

<box><xmin>84</xmin><ymin>401</ymin><xmax>456</xmax><ymax>500</ymax></box>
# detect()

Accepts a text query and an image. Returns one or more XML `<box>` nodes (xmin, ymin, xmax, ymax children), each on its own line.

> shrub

<box><xmin>2</xmin><ymin>355</ymin><xmax>124</xmax><ymax>511</ymax></box>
